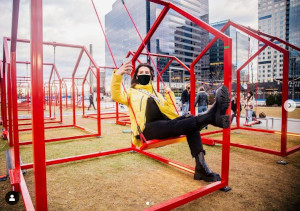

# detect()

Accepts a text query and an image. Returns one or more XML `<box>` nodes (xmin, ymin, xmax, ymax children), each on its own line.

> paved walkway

<box><xmin>232</xmin><ymin>117</ymin><xmax>300</xmax><ymax>133</ymax></box>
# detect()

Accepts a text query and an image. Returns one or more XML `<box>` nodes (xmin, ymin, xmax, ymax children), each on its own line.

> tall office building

<box><xmin>209</xmin><ymin>20</ymin><xmax>251</xmax><ymax>83</ymax></box>
<box><xmin>105</xmin><ymin>0</ymin><xmax>210</xmax><ymax>91</ymax></box>
<box><xmin>257</xmin><ymin>0</ymin><xmax>300</xmax><ymax>83</ymax></box>
<box><xmin>289</xmin><ymin>0</ymin><xmax>300</xmax><ymax>78</ymax></box>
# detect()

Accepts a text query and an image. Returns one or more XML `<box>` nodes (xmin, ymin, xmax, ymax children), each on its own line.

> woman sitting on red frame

<box><xmin>111</xmin><ymin>61</ymin><xmax>230</xmax><ymax>182</ymax></box>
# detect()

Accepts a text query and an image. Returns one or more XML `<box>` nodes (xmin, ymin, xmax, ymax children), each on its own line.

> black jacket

<box><xmin>194</xmin><ymin>91</ymin><xmax>208</xmax><ymax>107</ymax></box>
<box><xmin>181</xmin><ymin>89</ymin><xmax>190</xmax><ymax>104</ymax></box>
<box><xmin>231</xmin><ymin>100</ymin><xmax>242</xmax><ymax>113</ymax></box>
<box><xmin>89</xmin><ymin>95</ymin><xmax>94</xmax><ymax>103</ymax></box>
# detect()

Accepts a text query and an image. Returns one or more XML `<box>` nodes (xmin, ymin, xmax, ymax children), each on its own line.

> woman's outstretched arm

<box><xmin>111</xmin><ymin>61</ymin><xmax>133</xmax><ymax>106</ymax></box>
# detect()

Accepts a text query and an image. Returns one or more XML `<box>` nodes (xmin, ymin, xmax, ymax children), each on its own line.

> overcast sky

<box><xmin>0</xmin><ymin>0</ymin><xmax>258</xmax><ymax>79</ymax></box>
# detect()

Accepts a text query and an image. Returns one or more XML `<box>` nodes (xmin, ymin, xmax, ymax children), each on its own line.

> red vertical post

<box><xmin>96</xmin><ymin>67</ymin><xmax>101</xmax><ymax>136</ymax></box>
<box><xmin>59</xmin><ymin>80</ymin><xmax>62</xmax><ymax>123</ymax></box>
<box><xmin>48</xmin><ymin>80</ymin><xmax>51</xmax><ymax>118</ymax></box>
<box><xmin>116</xmin><ymin>102</ymin><xmax>119</xmax><ymax>122</ymax></box>
<box><xmin>76</xmin><ymin>85</ymin><xmax>78</xmax><ymax>107</ymax></box>
<box><xmin>281</xmin><ymin>51</ymin><xmax>289</xmax><ymax>156</ymax></box>
<box><xmin>43</xmin><ymin>84</ymin><xmax>45</xmax><ymax>107</ymax></box>
<box><xmin>236</xmin><ymin>70</ymin><xmax>241</xmax><ymax>128</ymax></box>
<box><xmin>190</xmin><ymin>69</ymin><xmax>196</xmax><ymax>116</ymax></box>
<box><xmin>82</xmin><ymin>82</ymin><xmax>85</xmax><ymax>116</ymax></box>
<box><xmin>221</xmin><ymin>38</ymin><xmax>232</xmax><ymax>186</ymax></box>
<box><xmin>72</xmin><ymin>77</ymin><xmax>76</xmax><ymax>126</ymax></box>
<box><xmin>7</xmin><ymin>63</ymin><xmax>13</xmax><ymax>146</ymax></box>
<box><xmin>1</xmin><ymin>64</ymin><xmax>7</xmax><ymax>130</ymax></box>
<box><xmin>10</xmin><ymin>0</ymin><xmax>21</xmax><ymax>190</ymax></box>
<box><xmin>31</xmin><ymin>0</ymin><xmax>48</xmax><ymax>209</ymax></box>
<box><xmin>157</xmin><ymin>76</ymin><xmax>160</xmax><ymax>92</ymax></box>
<box><xmin>65</xmin><ymin>82</ymin><xmax>68</xmax><ymax>109</ymax></box>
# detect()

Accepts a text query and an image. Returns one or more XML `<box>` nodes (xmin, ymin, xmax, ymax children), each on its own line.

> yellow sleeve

<box><xmin>110</xmin><ymin>70</ymin><xmax>129</xmax><ymax>106</ymax></box>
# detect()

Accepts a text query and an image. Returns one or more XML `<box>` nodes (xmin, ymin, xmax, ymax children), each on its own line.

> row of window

<box><xmin>258</xmin><ymin>69</ymin><xmax>283</xmax><ymax>73</ymax></box>
<box><xmin>258</xmin><ymin>57</ymin><xmax>283</xmax><ymax>61</ymax></box>
<box><xmin>258</xmin><ymin>73</ymin><xmax>283</xmax><ymax>78</ymax></box>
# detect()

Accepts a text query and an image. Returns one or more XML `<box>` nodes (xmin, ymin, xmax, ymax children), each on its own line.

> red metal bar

<box><xmin>236</xmin><ymin>68</ymin><xmax>241</xmax><ymax>127</ymax></box>
<box><xmin>220</xmin><ymin>37</ymin><xmax>232</xmax><ymax>186</ymax></box>
<box><xmin>96</xmin><ymin>67</ymin><xmax>101</xmax><ymax>136</ymax></box>
<box><xmin>228</xmin><ymin>21</ymin><xmax>286</xmax><ymax>54</ymax></box>
<box><xmin>286</xmin><ymin>145</ymin><xmax>300</xmax><ymax>155</ymax></box>
<box><xmin>214</xmin><ymin>139</ymin><xmax>282</xmax><ymax>156</ymax></box>
<box><xmin>18</xmin><ymin>120</ymin><xmax>61</xmax><ymax>126</ymax></box>
<box><xmin>10</xmin><ymin>0</ymin><xmax>21</xmax><ymax>191</ymax></box>
<box><xmin>137</xmin><ymin>51</ymin><xmax>190</xmax><ymax>72</ymax></box>
<box><xmin>31</xmin><ymin>0</ymin><xmax>48</xmax><ymax>208</ymax></box>
<box><xmin>1</xmin><ymin>61</ymin><xmax>8</xmax><ymax>131</ymax></box>
<box><xmin>19</xmin><ymin>134</ymin><xmax>100</xmax><ymax>146</ymax></box>
<box><xmin>7</xmin><ymin>62</ymin><xmax>13</xmax><ymax>146</ymax></box>
<box><xmin>136</xmin><ymin>149</ymin><xmax>195</xmax><ymax>173</ymax></box>
<box><xmin>241</xmin><ymin>25</ymin><xmax>300</xmax><ymax>52</ymax></box>
<box><xmin>145</xmin><ymin>182</ymin><xmax>224</xmax><ymax>210</ymax></box>
<box><xmin>280</xmin><ymin>52</ymin><xmax>289</xmax><ymax>156</ymax></box>
<box><xmin>157</xmin><ymin>58</ymin><xmax>173</xmax><ymax>92</ymax></box>
<box><xmin>91</xmin><ymin>0</ymin><xmax>117</xmax><ymax>68</ymax></box>
<box><xmin>131</xmin><ymin>6</ymin><xmax>170</xmax><ymax>63</ymax></box>
<box><xmin>72</xmin><ymin>49</ymin><xmax>84</xmax><ymax>126</ymax></box>
<box><xmin>236</xmin><ymin>41</ymin><xmax>273</xmax><ymax>74</ymax></box>
<box><xmin>6</xmin><ymin>37</ymin><xmax>85</xmax><ymax>49</ymax></box>
<box><xmin>21</xmin><ymin>147</ymin><xmax>134</xmax><ymax>170</ymax></box>
<box><xmin>19</xmin><ymin>124</ymin><xmax>73</xmax><ymax>132</ymax></box>
<box><xmin>19</xmin><ymin>169</ymin><xmax>34</xmax><ymax>210</ymax></box>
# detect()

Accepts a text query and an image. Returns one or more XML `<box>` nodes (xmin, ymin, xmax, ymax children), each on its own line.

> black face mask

<box><xmin>137</xmin><ymin>75</ymin><xmax>151</xmax><ymax>85</ymax></box>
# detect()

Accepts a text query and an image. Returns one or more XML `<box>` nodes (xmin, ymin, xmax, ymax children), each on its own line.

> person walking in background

<box><xmin>78</xmin><ymin>94</ymin><xmax>82</xmax><ymax>107</ymax></box>
<box><xmin>195</xmin><ymin>86</ymin><xmax>209</xmax><ymax>129</ymax></box>
<box><xmin>231</xmin><ymin>95</ymin><xmax>241</xmax><ymax>124</ymax></box>
<box><xmin>181</xmin><ymin>84</ymin><xmax>190</xmax><ymax>115</ymax></box>
<box><xmin>88</xmin><ymin>93</ymin><xmax>96</xmax><ymax>110</ymax></box>
<box><xmin>245</xmin><ymin>91</ymin><xmax>254</xmax><ymax>123</ymax></box>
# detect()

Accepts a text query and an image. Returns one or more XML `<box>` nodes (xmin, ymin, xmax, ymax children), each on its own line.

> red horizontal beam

<box><xmin>5</xmin><ymin>37</ymin><xmax>84</xmax><ymax>49</ymax></box>
<box><xmin>136</xmin><ymin>149</ymin><xmax>195</xmax><ymax>174</ymax></box>
<box><xmin>145</xmin><ymin>181</ymin><xmax>224</xmax><ymax>210</ymax></box>
<box><xmin>286</xmin><ymin>145</ymin><xmax>300</xmax><ymax>156</ymax></box>
<box><xmin>19</xmin><ymin>169</ymin><xmax>34</xmax><ymax>210</ymax></box>
<box><xmin>18</xmin><ymin>121</ymin><xmax>61</xmax><ymax>126</ymax></box>
<box><xmin>21</xmin><ymin>147</ymin><xmax>134</xmax><ymax>169</ymax></box>
<box><xmin>19</xmin><ymin>133</ymin><xmax>99</xmax><ymax>145</ymax></box>
<box><xmin>19</xmin><ymin>124</ymin><xmax>71</xmax><ymax>132</ymax></box>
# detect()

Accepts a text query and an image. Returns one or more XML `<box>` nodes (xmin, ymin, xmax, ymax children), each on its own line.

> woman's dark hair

<box><xmin>247</xmin><ymin>91</ymin><xmax>254</xmax><ymax>101</ymax></box>
<box><xmin>131</xmin><ymin>63</ymin><xmax>155</xmax><ymax>88</ymax></box>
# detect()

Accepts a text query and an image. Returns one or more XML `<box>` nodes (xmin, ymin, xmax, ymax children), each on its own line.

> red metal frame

<box><xmin>199</xmin><ymin>20</ymin><xmax>300</xmax><ymax>157</ymax></box>
<box><xmin>2</xmin><ymin>0</ymin><xmax>233</xmax><ymax>210</ymax></box>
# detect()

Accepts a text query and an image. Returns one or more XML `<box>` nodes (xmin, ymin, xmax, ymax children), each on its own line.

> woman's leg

<box><xmin>143</xmin><ymin>115</ymin><xmax>199</xmax><ymax>140</ymax></box>
<box><xmin>247</xmin><ymin>110</ymin><xmax>253</xmax><ymax>122</ymax></box>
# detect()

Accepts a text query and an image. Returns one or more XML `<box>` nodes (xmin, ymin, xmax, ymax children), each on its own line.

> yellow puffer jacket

<box><xmin>111</xmin><ymin>72</ymin><xmax>179</xmax><ymax>147</ymax></box>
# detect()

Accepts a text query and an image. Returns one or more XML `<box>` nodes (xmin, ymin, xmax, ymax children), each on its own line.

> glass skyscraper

<box><xmin>258</xmin><ymin>0</ymin><xmax>300</xmax><ymax>83</ymax></box>
<box><xmin>105</xmin><ymin>0</ymin><xmax>209</xmax><ymax>92</ymax></box>
<box><xmin>289</xmin><ymin>0</ymin><xmax>300</xmax><ymax>78</ymax></box>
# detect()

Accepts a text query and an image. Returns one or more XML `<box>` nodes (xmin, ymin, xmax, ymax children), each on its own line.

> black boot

<box><xmin>194</xmin><ymin>151</ymin><xmax>221</xmax><ymax>182</ymax></box>
<box><xmin>196</xmin><ymin>86</ymin><xmax>230</xmax><ymax>129</ymax></box>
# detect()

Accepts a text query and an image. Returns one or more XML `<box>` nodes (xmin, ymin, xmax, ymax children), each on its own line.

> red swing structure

<box><xmin>200</xmin><ymin>20</ymin><xmax>300</xmax><ymax>157</ymax></box>
<box><xmin>1</xmin><ymin>0</ymin><xmax>232</xmax><ymax>210</ymax></box>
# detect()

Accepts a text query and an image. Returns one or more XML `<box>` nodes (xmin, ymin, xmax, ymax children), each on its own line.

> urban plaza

<box><xmin>0</xmin><ymin>0</ymin><xmax>299</xmax><ymax>210</ymax></box>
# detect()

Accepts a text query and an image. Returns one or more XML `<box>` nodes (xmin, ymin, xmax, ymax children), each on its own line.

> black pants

<box><xmin>88</xmin><ymin>102</ymin><xmax>96</xmax><ymax>110</ymax></box>
<box><xmin>143</xmin><ymin>115</ymin><xmax>203</xmax><ymax>157</ymax></box>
